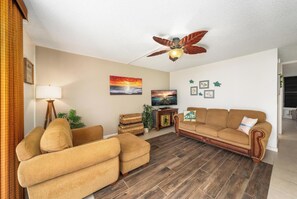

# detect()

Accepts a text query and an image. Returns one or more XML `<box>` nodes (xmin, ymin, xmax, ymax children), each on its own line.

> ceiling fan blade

<box><xmin>147</xmin><ymin>49</ymin><xmax>169</xmax><ymax>57</ymax></box>
<box><xmin>179</xmin><ymin>30</ymin><xmax>208</xmax><ymax>46</ymax></box>
<box><xmin>183</xmin><ymin>45</ymin><xmax>207</xmax><ymax>54</ymax></box>
<box><xmin>153</xmin><ymin>36</ymin><xmax>173</xmax><ymax>47</ymax></box>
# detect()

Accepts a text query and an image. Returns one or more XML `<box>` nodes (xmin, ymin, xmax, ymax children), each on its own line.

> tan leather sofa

<box><xmin>16</xmin><ymin>119</ymin><xmax>120</xmax><ymax>199</ymax></box>
<box><xmin>174</xmin><ymin>107</ymin><xmax>272</xmax><ymax>162</ymax></box>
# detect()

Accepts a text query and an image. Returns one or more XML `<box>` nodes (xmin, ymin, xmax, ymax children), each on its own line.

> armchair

<box><xmin>16</xmin><ymin>120</ymin><xmax>120</xmax><ymax>199</ymax></box>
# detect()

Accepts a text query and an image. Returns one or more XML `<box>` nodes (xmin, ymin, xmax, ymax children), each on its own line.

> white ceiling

<box><xmin>24</xmin><ymin>0</ymin><xmax>297</xmax><ymax>72</ymax></box>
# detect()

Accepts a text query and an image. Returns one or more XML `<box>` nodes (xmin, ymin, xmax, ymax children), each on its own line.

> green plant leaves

<box><xmin>57</xmin><ymin>109</ymin><xmax>86</xmax><ymax>129</ymax></box>
<box><xmin>142</xmin><ymin>104</ymin><xmax>153</xmax><ymax>129</ymax></box>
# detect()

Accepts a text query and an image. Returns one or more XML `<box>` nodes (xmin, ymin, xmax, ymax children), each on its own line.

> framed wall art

<box><xmin>110</xmin><ymin>75</ymin><xmax>142</xmax><ymax>95</ymax></box>
<box><xmin>190</xmin><ymin>86</ymin><xmax>198</xmax><ymax>95</ymax></box>
<box><xmin>24</xmin><ymin>58</ymin><xmax>34</xmax><ymax>84</ymax></box>
<box><xmin>199</xmin><ymin>80</ymin><xmax>209</xmax><ymax>89</ymax></box>
<box><xmin>204</xmin><ymin>90</ymin><xmax>215</xmax><ymax>98</ymax></box>
<box><xmin>161</xmin><ymin>115</ymin><xmax>170</xmax><ymax>127</ymax></box>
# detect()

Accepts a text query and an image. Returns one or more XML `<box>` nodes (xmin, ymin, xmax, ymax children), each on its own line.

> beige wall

<box><xmin>36</xmin><ymin>47</ymin><xmax>169</xmax><ymax>135</ymax></box>
<box><xmin>23</xmin><ymin>31</ymin><xmax>36</xmax><ymax>135</ymax></box>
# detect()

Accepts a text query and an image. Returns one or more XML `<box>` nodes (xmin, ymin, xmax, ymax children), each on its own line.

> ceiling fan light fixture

<box><xmin>147</xmin><ymin>30</ymin><xmax>208</xmax><ymax>62</ymax></box>
<box><xmin>168</xmin><ymin>48</ymin><xmax>183</xmax><ymax>61</ymax></box>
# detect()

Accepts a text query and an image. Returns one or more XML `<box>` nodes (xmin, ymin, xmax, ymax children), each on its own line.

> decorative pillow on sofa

<box><xmin>237</xmin><ymin>116</ymin><xmax>258</xmax><ymax>135</ymax></box>
<box><xmin>40</xmin><ymin>118</ymin><xmax>73</xmax><ymax>153</ymax></box>
<box><xmin>184</xmin><ymin>111</ymin><xmax>196</xmax><ymax>122</ymax></box>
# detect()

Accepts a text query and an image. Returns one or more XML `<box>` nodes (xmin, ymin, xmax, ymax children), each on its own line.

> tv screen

<box><xmin>151</xmin><ymin>90</ymin><xmax>177</xmax><ymax>106</ymax></box>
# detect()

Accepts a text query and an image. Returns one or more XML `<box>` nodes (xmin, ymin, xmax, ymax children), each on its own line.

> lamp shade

<box><xmin>36</xmin><ymin>85</ymin><xmax>62</xmax><ymax>99</ymax></box>
<box><xmin>168</xmin><ymin>48</ymin><xmax>184</xmax><ymax>61</ymax></box>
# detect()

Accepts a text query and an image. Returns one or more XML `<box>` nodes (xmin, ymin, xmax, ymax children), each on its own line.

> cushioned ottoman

<box><xmin>115</xmin><ymin>133</ymin><xmax>150</xmax><ymax>175</ymax></box>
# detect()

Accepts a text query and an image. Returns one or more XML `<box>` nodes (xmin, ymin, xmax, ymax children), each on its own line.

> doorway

<box><xmin>279</xmin><ymin>61</ymin><xmax>297</xmax><ymax>134</ymax></box>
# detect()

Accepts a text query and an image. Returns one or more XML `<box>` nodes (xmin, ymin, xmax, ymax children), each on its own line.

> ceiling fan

<box><xmin>147</xmin><ymin>30</ymin><xmax>208</xmax><ymax>62</ymax></box>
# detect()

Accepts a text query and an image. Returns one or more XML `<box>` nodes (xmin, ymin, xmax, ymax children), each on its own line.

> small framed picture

<box><xmin>161</xmin><ymin>115</ymin><xmax>170</xmax><ymax>127</ymax></box>
<box><xmin>199</xmin><ymin>80</ymin><xmax>209</xmax><ymax>89</ymax></box>
<box><xmin>24</xmin><ymin>58</ymin><xmax>34</xmax><ymax>84</ymax></box>
<box><xmin>204</xmin><ymin>90</ymin><xmax>215</xmax><ymax>98</ymax></box>
<box><xmin>190</xmin><ymin>86</ymin><xmax>198</xmax><ymax>95</ymax></box>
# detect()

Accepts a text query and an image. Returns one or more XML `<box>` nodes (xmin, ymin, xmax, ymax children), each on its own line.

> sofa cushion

<box><xmin>116</xmin><ymin>133</ymin><xmax>150</xmax><ymax>162</ymax></box>
<box><xmin>184</xmin><ymin>110</ymin><xmax>196</xmax><ymax>122</ymax></box>
<box><xmin>187</xmin><ymin>107</ymin><xmax>207</xmax><ymax>123</ymax></box>
<box><xmin>195</xmin><ymin>124</ymin><xmax>223</xmax><ymax>137</ymax></box>
<box><xmin>227</xmin><ymin>109</ymin><xmax>266</xmax><ymax>129</ymax></box>
<box><xmin>205</xmin><ymin>109</ymin><xmax>229</xmax><ymax>128</ymax></box>
<box><xmin>237</xmin><ymin>116</ymin><xmax>258</xmax><ymax>135</ymax></box>
<box><xmin>180</xmin><ymin>121</ymin><xmax>203</xmax><ymax>131</ymax></box>
<box><xmin>40</xmin><ymin>118</ymin><xmax>73</xmax><ymax>153</ymax></box>
<box><xmin>218</xmin><ymin>128</ymin><xmax>249</xmax><ymax>145</ymax></box>
<box><xmin>16</xmin><ymin>127</ymin><xmax>44</xmax><ymax>161</ymax></box>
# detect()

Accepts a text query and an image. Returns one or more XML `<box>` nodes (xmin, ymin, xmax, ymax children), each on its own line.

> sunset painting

<box><xmin>110</xmin><ymin>75</ymin><xmax>142</xmax><ymax>95</ymax></box>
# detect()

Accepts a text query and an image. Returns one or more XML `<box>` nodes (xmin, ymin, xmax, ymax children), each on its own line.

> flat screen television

<box><xmin>151</xmin><ymin>90</ymin><xmax>177</xmax><ymax>106</ymax></box>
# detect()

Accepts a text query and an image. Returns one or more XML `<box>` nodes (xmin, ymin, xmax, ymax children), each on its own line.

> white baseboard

<box><xmin>266</xmin><ymin>146</ymin><xmax>278</xmax><ymax>152</ymax></box>
<box><xmin>103</xmin><ymin>133</ymin><xmax>118</xmax><ymax>139</ymax></box>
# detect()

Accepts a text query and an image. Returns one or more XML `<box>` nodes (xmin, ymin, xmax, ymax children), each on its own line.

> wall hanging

<box><xmin>213</xmin><ymin>81</ymin><xmax>222</xmax><ymax>87</ymax></box>
<box><xmin>110</xmin><ymin>75</ymin><xmax>142</xmax><ymax>95</ymax></box>
<box><xmin>204</xmin><ymin>90</ymin><xmax>215</xmax><ymax>98</ymax></box>
<box><xmin>190</xmin><ymin>86</ymin><xmax>198</xmax><ymax>95</ymax></box>
<box><xmin>24</xmin><ymin>58</ymin><xmax>34</xmax><ymax>84</ymax></box>
<box><xmin>199</xmin><ymin>80</ymin><xmax>209</xmax><ymax>89</ymax></box>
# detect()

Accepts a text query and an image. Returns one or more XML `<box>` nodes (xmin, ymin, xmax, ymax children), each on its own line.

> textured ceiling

<box><xmin>24</xmin><ymin>0</ymin><xmax>297</xmax><ymax>72</ymax></box>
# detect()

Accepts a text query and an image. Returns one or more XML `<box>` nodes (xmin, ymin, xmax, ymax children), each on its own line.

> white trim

<box><xmin>103</xmin><ymin>132</ymin><xmax>118</xmax><ymax>139</ymax></box>
<box><xmin>281</xmin><ymin>60</ymin><xmax>297</xmax><ymax>65</ymax></box>
<box><xmin>266</xmin><ymin>146</ymin><xmax>278</xmax><ymax>152</ymax></box>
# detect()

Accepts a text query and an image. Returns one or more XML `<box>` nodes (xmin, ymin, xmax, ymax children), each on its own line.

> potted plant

<box><xmin>57</xmin><ymin>109</ymin><xmax>86</xmax><ymax>129</ymax></box>
<box><xmin>142</xmin><ymin>104</ymin><xmax>153</xmax><ymax>133</ymax></box>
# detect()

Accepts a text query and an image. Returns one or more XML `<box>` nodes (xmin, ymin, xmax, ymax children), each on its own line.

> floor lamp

<box><xmin>36</xmin><ymin>85</ymin><xmax>62</xmax><ymax>129</ymax></box>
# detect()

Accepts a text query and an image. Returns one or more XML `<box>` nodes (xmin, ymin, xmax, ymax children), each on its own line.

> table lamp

<box><xmin>36</xmin><ymin>85</ymin><xmax>62</xmax><ymax>129</ymax></box>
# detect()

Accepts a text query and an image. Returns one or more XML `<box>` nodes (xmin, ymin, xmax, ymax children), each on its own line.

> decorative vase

<box><xmin>144</xmin><ymin>128</ymin><xmax>149</xmax><ymax>134</ymax></box>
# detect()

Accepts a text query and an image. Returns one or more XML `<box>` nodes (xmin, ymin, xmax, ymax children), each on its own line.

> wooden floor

<box><xmin>94</xmin><ymin>133</ymin><xmax>272</xmax><ymax>199</ymax></box>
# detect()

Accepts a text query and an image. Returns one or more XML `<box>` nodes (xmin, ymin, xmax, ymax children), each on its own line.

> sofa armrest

<box><xmin>18</xmin><ymin>137</ymin><xmax>120</xmax><ymax>187</ymax></box>
<box><xmin>72</xmin><ymin>125</ymin><xmax>103</xmax><ymax>146</ymax></box>
<box><xmin>250</xmin><ymin>122</ymin><xmax>272</xmax><ymax>162</ymax></box>
<box><xmin>173</xmin><ymin>113</ymin><xmax>184</xmax><ymax>134</ymax></box>
<box><xmin>177</xmin><ymin>113</ymin><xmax>184</xmax><ymax>122</ymax></box>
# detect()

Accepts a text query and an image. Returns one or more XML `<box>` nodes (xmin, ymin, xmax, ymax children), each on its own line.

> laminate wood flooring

<box><xmin>94</xmin><ymin>133</ymin><xmax>272</xmax><ymax>199</ymax></box>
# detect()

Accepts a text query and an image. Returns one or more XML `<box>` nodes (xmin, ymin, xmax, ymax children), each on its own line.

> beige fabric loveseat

<box><xmin>174</xmin><ymin>107</ymin><xmax>272</xmax><ymax>162</ymax></box>
<box><xmin>16</xmin><ymin>119</ymin><xmax>120</xmax><ymax>199</ymax></box>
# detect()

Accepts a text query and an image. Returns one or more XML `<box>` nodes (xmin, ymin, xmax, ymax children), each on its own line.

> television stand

<box><xmin>153</xmin><ymin>108</ymin><xmax>178</xmax><ymax>131</ymax></box>
<box><xmin>159</xmin><ymin>107</ymin><xmax>171</xmax><ymax>110</ymax></box>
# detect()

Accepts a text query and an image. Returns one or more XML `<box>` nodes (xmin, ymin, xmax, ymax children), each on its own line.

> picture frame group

<box><xmin>191</xmin><ymin>80</ymin><xmax>215</xmax><ymax>99</ymax></box>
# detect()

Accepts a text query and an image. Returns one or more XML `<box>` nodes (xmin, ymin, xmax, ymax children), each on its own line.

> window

<box><xmin>284</xmin><ymin>76</ymin><xmax>297</xmax><ymax>107</ymax></box>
